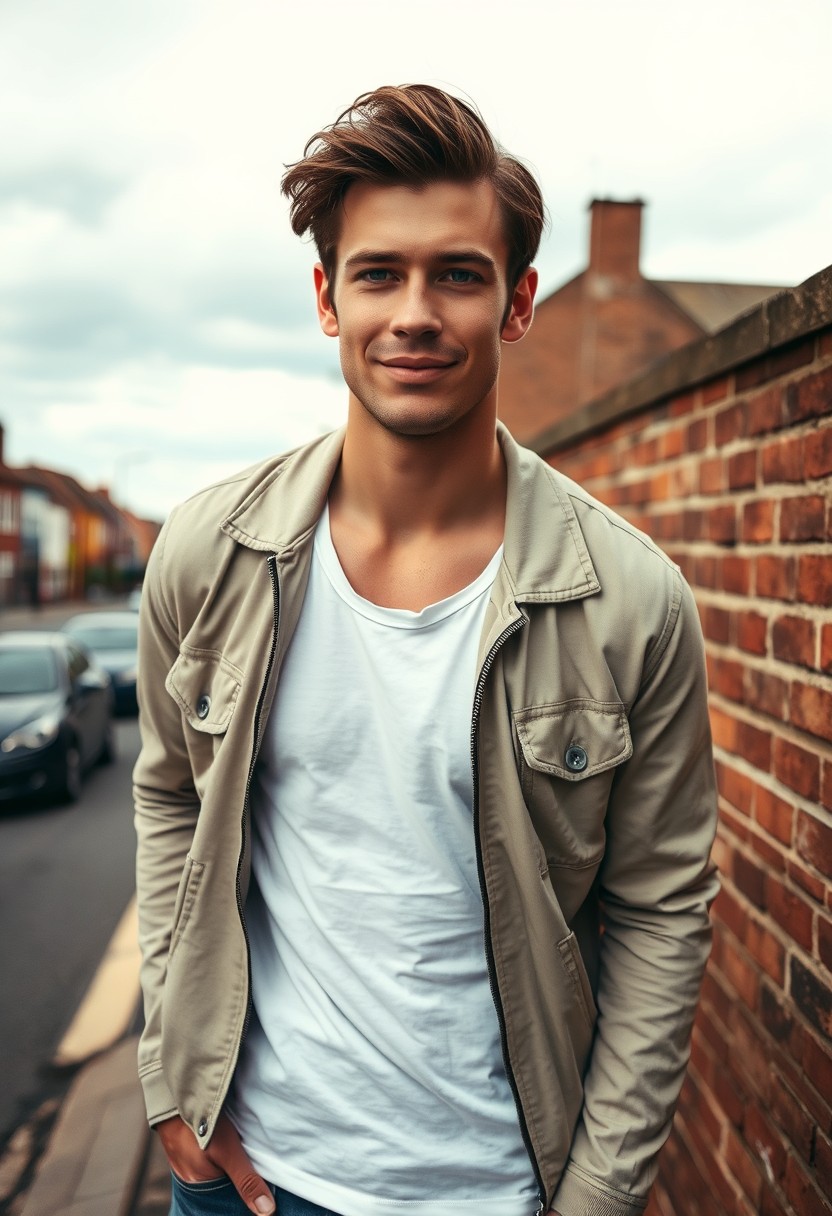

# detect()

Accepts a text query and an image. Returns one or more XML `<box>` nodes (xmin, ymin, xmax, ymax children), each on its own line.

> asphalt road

<box><xmin>0</xmin><ymin>717</ymin><xmax>141</xmax><ymax>1154</ymax></box>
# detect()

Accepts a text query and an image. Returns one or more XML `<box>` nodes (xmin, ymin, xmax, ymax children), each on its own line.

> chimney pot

<box><xmin>588</xmin><ymin>198</ymin><xmax>645</xmax><ymax>282</ymax></box>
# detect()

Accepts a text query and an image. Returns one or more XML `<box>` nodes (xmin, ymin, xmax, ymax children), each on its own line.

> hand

<box><xmin>155</xmin><ymin>1112</ymin><xmax>275</xmax><ymax>1215</ymax></box>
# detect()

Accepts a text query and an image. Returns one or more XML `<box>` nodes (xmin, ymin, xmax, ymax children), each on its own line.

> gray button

<box><xmin>196</xmin><ymin>695</ymin><xmax>211</xmax><ymax>720</ymax></box>
<box><xmin>565</xmin><ymin>745</ymin><xmax>588</xmax><ymax>773</ymax></box>
<box><xmin>197</xmin><ymin>1118</ymin><xmax>208</xmax><ymax>1136</ymax></box>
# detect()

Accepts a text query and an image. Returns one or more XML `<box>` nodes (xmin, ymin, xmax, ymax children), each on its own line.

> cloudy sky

<box><xmin>1</xmin><ymin>0</ymin><xmax>830</xmax><ymax>521</ymax></box>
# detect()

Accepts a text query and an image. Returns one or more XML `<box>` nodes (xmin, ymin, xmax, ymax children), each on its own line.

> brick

<box><xmin>658</xmin><ymin>426</ymin><xmax>685</xmax><ymax>460</ymax></box>
<box><xmin>737</xmin><ymin>611</ymin><xmax>768</xmax><ymax>655</ymax></box>
<box><xmin>681</xmin><ymin>507</ymin><xmax>705</xmax><ymax>541</ymax></box>
<box><xmin>773</xmin><ymin>615</ymin><xmax>816</xmax><ymax>668</ymax></box>
<box><xmin>722</xmin><ymin>555</ymin><xmax>752</xmax><ymax>595</ymax></box>
<box><xmin>822</xmin><ymin>625</ymin><xmax>832</xmax><ymax>674</ymax></box>
<box><xmin>733</xmin><ymin>851</ymin><xmax>767</xmax><ymax>909</ymax></box>
<box><xmin>712</xmin><ymin>1057</ymin><xmax>746</xmax><ymax>1127</ymax></box>
<box><xmin>790</xmin><ymin>681</ymin><xmax>832</xmax><ymax>745</ymax></box>
<box><xmin>699</xmin><ymin>456</ymin><xmax>724</xmax><ymax>494</ymax></box>
<box><xmin>715</xmin><ymin>933</ymin><xmax>759</xmax><ymax>1007</ymax></box>
<box><xmin>714</xmin><ymin>885</ymin><xmax>749</xmax><ymax>940</ymax></box>
<box><xmin>820</xmin><ymin>915</ymin><xmax>832</xmax><ymax>974</ymax></box>
<box><xmin>825</xmin><ymin>761</ymin><xmax>832</xmax><ymax>813</ymax></box>
<box><xmin>721</xmin><ymin>806</ymin><xmax>752</xmax><ymax>845</ymax></box>
<box><xmin>738</xmin><ymin>719</ymin><xmax>773</xmax><ymax>771</ymax></box>
<box><xmin>760</xmin><ymin>980</ymin><xmax>796</xmax><ymax>1045</ymax></box>
<box><xmin>729</xmin><ymin>448</ymin><xmax>758</xmax><ymax>489</ymax></box>
<box><xmin>719</xmin><ymin>764</ymin><xmax>755</xmax><ymax>814</ymax></box>
<box><xmin>750</xmin><ymin>828</ymin><xmax>786</xmax><ymax>873</ymax></box>
<box><xmin>816</xmin><ymin>1127</ymin><xmax>832</xmax><ymax>1197</ymax></box>
<box><xmin>702</xmin><ymin>604</ymin><xmax>731</xmax><ymax>645</ymax></box>
<box><xmin>787</xmin><ymin>858</ymin><xmax>826</xmax><ymax>904</ymax></box>
<box><xmin>686</xmin><ymin>416</ymin><xmax>710</xmax><ymax>453</ymax></box>
<box><xmin>757</xmin><ymin>555</ymin><xmax>796</xmax><ymax>601</ymax></box>
<box><xmin>805</xmin><ymin>424</ymin><xmax>832</xmax><ymax>479</ymax></box>
<box><xmin>821</xmin><ymin>331</ymin><xmax>832</xmax><ymax>357</ymax></box>
<box><xmin>784</xmin><ymin>1153</ymin><xmax>832</xmax><ymax>1216</ymax></box>
<box><xmin>703</xmin><ymin>376</ymin><xmax>731</xmax><ymax>405</ymax></box>
<box><xmin>716</xmin><ymin>401</ymin><xmax>747</xmax><ymax>445</ymax></box>
<box><xmin>743</xmin><ymin>499</ymin><xmax>775</xmax><ymax>543</ymax></box>
<box><xmin>787</xmin><ymin>363</ymin><xmax>832</xmax><ymax>423</ymax></box>
<box><xmin>797</xmin><ymin>810</ymin><xmax>832</xmax><ymax>880</ymax></box>
<box><xmin>802</xmin><ymin>1031</ymin><xmax>832</xmax><ymax>1120</ymax></box>
<box><xmin>771</xmin><ymin>1079</ymin><xmax>816</xmax><ymax>1161</ymax></box>
<box><xmin>755</xmin><ymin>787</ymin><xmax>794</xmax><ymax>846</ymax></box>
<box><xmin>775</xmin><ymin>739</ymin><xmax>821</xmax><ymax>802</ymax></box>
<box><xmin>694</xmin><ymin>554</ymin><xmax>719</xmax><ymax>589</ymax></box>
<box><xmin>744</xmin><ymin>668</ymin><xmax>788</xmax><ymax>719</ymax></box>
<box><xmin>798</xmin><ymin>555</ymin><xmax>832</xmax><ymax>607</ymax></box>
<box><xmin>781</xmin><ymin>494</ymin><xmax>827</xmax><ymax>542</ymax></box>
<box><xmin>762</xmin><ymin>433</ymin><xmax>804</xmax><ymax>483</ymax></box>
<box><xmin>744</xmin><ymin>912</ymin><xmax>786</xmax><ymax>982</ymax></box>
<box><xmin>790</xmin><ymin>955</ymin><xmax>832</xmax><ymax>1039</ymax></box>
<box><xmin>707</xmin><ymin>655</ymin><xmax>744</xmax><ymax>702</ymax></box>
<box><xmin>744</xmin><ymin>1105</ymin><xmax>788</xmax><ymax>1184</ymax></box>
<box><xmin>707</xmin><ymin>504</ymin><xmax>737</xmax><ymax>543</ymax></box>
<box><xmin>765</xmin><ymin>874</ymin><xmax>814</xmax><ymax>949</ymax></box>
<box><xmin>724</xmin><ymin>1123</ymin><xmax>763</xmax><ymax>1207</ymax></box>
<box><xmin>746</xmin><ymin>385</ymin><xmax>786</xmax><ymax>436</ymax></box>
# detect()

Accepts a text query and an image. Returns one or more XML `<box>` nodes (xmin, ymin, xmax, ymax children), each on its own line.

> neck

<box><xmin>331</xmin><ymin>397</ymin><xmax>506</xmax><ymax>539</ymax></box>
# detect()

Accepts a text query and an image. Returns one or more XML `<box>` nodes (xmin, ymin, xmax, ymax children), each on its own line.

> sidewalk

<box><xmin>13</xmin><ymin>1034</ymin><xmax>170</xmax><ymax>1216</ymax></box>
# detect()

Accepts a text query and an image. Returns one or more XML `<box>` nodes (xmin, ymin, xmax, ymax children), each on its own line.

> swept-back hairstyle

<box><xmin>282</xmin><ymin>84</ymin><xmax>545</xmax><ymax>290</ymax></box>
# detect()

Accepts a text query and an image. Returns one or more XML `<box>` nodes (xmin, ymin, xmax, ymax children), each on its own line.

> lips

<box><xmin>381</xmin><ymin>357</ymin><xmax>455</xmax><ymax>369</ymax></box>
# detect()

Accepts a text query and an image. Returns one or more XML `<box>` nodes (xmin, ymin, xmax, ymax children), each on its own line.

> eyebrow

<box><xmin>343</xmin><ymin>249</ymin><xmax>497</xmax><ymax>270</ymax></box>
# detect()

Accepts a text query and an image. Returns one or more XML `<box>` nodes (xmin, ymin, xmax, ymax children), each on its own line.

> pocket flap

<box><xmin>166</xmin><ymin>648</ymin><xmax>243</xmax><ymax>735</ymax></box>
<box><xmin>514</xmin><ymin>699</ymin><xmax>632</xmax><ymax>780</ymax></box>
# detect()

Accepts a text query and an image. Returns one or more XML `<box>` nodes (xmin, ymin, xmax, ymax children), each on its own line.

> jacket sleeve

<box><xmin>133</xmin><ymin>512</ymin><xmax>199</xmax><ymax>1125</ymax></box>
<box><xmin>552</xmin><ymin>573</ymin><xmax>720</xmax><ymax>1216</ymax></box>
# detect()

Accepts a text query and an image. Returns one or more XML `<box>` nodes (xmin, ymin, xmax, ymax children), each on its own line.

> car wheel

<box><xmin>99</xmin><ymin>719</ymin><xmax>117</xmax><ymax>765</ymax></box>
<box><xmin>60</xmin><ymin>741</ymin><xmax>83</xmax><ymax>804</ymax></box>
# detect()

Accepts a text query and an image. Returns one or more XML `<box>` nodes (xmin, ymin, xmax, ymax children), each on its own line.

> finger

<box><xmin>208</xmin><ymin>1122</ymin><xmax>275</xmax><ymax>1215</ymax></box>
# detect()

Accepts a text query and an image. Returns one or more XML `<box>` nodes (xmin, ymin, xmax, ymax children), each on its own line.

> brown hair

<box><xmin>281</xmin><ymin>84</ymin><xmax>545</xmax><ymax>290</ymax></box>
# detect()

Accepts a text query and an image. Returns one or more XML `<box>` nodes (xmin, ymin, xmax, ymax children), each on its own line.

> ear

<box><xmin>501</xmin><ymin>266</ymin><xmax>538</xmax><ymax>344</ymax></box>
<box><xmin>314</xmin><ymin>263</ymin><xmax>339</xmax><ymax>337</ymax></box>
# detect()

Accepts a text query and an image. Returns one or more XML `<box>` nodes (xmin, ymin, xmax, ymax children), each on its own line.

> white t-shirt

<box><xmin>227</xmin><ymin>509</ymin><xmax>538</xmax><ymax>1216</ymax></box>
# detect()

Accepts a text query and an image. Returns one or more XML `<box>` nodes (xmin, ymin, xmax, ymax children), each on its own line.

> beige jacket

<box><xmin>134</xmin><ymin>425</ymin><xmax>718</xmax><ymax>1216</ymax></box>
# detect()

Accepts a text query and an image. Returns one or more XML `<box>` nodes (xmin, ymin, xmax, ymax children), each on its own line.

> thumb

<box><xmin>209</xmin><ymin>1117</ymin><xmax>275</xmax><ymax>1215</ymax></box>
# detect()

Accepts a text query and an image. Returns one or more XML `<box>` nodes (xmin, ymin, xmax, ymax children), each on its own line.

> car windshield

<box><xmin>67</xmin><ymin>625</ymin><xmax>137</xmax><ymax>651</ymax></box>
<box><xmin>0</xmin><ymin>648</ymin><xmax>59</xmax><ymax>694</ymax></box>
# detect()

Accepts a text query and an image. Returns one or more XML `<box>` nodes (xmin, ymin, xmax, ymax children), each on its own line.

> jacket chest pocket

<box><xmin>514</xmin><ymin>698</ymin><xmax>632</xmax><ymax>869</ymax></box>
<box><xmin>166</xmin><ymin>648</ymin><xmax>243</xmax><ymax>787</ymax></box>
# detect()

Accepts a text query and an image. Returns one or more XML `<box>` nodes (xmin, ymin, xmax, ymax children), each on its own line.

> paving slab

<box><xmin>19</xmin><ymin>1036</ymin><xmax>148</xmax><ymax>1216</ymax></box>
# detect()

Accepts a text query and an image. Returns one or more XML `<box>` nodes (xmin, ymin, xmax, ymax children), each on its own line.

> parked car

<box><xmin>61</xmin><ymin>611</ymin><xmax>139</xmax><ymax>715</ymax></box>
<box><xmin>0</xmin><ymin>632</ymin><xmax>115</xmax><ymax>806</ymax></box>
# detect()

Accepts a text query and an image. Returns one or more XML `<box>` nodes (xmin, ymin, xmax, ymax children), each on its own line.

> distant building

<box><xmin>0</xmin><ymin>432</ymin><xmax>22</xmax><ymax>606</ymax></box>
<box><xmin>498</xmin><ymin>198</ymin><xmax>785</xmax><ymax>443</ymax></box>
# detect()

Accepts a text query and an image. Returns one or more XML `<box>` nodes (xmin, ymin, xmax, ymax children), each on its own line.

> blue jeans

<box><xmin>169</xmin><ymin>1174</ymin><xmax>343</xmax><ymax>1216</ymax></box>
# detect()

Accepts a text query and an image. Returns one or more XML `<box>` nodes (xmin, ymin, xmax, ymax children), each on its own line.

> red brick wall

<box><xmin>543</xmin><ymin>324</ymin><xmax>832</xmax><ymax>1215</ymax></box>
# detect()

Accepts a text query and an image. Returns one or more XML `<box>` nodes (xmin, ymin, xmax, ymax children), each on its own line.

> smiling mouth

<box><xmin>379</xmin><ymin>356</ymin><xmax>456</xmax><ymax>382</ymax></box>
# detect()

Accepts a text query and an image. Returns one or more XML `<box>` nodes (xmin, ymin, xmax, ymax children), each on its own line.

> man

<box><xmin>134</xmin><ymin>85</ymin><xmax>718</xmax><ymax>1216</ymax></box>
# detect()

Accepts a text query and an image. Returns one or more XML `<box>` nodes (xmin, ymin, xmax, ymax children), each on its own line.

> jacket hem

<box><xmin>551</xmin><ymin>1164</ymin><xmax>647</xmax><ymax>1216</ymax></box>
<box><xmin>139</xmin><ymin>1060</ymin><xmax>179</xmax><ymax>1126</ymax></box>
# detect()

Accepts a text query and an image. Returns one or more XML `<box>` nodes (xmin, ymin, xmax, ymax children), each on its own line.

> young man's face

<box><xmin>314</xmin><ymin>178</ymin><xmax>536</xmax><ymax>438</ymax></box>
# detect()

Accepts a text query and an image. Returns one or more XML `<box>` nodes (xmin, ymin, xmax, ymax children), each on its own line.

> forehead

<box><xmin>335</xmin><ymin>179</ymin><xmax>508</xmax><ymax>264</ymax></box>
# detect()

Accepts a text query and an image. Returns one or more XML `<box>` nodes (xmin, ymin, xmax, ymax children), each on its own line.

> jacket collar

<box><xmin>220</xmin><ymin>422</ymin><xmax>600</xmax><ymax>604</ymax></box>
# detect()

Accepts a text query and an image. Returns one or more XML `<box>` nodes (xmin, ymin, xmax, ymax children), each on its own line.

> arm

<box><xmin>133</xmin><ymin>515</ymin><xmax>201</xmax><ymax>1125</ymax></box>
<box><xmin>552</xmin><ymin>576</ymin><xmax>719</xmax><ymax>1216</ymax></box>
<box><xmin>133</xmin><ymin>519</ymin><xmax>276</xmax><ymax>1216</ymax></box>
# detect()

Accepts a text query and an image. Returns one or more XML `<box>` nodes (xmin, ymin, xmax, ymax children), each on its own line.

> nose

<box><xmin>389</xmin><ymin>278</ymin><xmax>442</xmax><ymax>338</ymax></box>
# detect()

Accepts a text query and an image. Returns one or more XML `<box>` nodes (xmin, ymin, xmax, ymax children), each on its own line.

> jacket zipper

<box><xmin>471</xmin><ymin>614</ymin><xmax>546</xmax><ymax>1215</ymax></box>
<box><xmin>235</xmin><ymin>554</ymin><xmax>281</xmax><ymax>1049</ymax></box>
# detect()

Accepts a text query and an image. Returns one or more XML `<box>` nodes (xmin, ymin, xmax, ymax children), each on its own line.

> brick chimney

<box><xmin>588</xmin><ymin>198</ymin><xmax>645</xmax><ymax>282</ymax></box>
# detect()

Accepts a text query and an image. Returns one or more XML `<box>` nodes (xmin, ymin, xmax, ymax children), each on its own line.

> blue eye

<box><xmin>362</xmin><ymin>268</ymin><xmax>392</xmax><ymax>282</ymax></box>
<box><xmin>444</xmin><ymin>269</ymin><xmax>479</xmax><ymax>284</ymax></box>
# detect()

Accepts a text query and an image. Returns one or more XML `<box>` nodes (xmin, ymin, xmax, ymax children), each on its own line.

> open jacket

<box><xmin>134</xmin><ymin>424</ymin><xmax>719</xmax><ymax>1216</ymax></box>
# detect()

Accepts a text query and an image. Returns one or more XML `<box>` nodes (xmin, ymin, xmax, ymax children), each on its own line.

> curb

<box><xmin>19</xmin><ymin>1036</ymin><xmax>148</xmax><ymax>1216</ymax></box>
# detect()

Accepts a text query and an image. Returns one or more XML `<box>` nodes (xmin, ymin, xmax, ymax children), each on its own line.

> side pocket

<box><xmin>168</xmin><ymin>856</ymin><xmax>205</xmax><ymax>961</ymax></box>
<box><xmin>557</xmin><ymin>931</ymin><xmax>597</xmax><ymax>1031</ymax></box>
